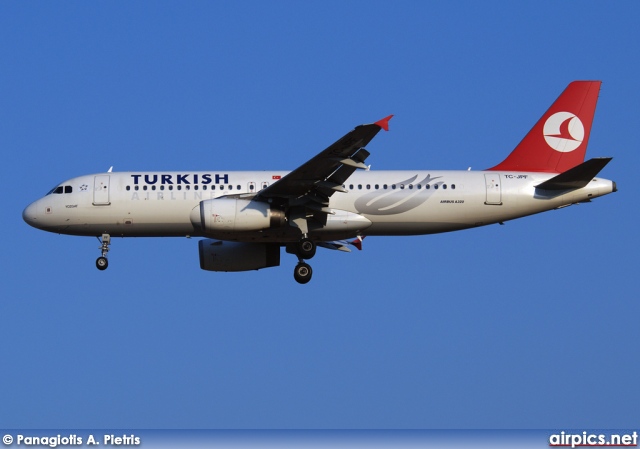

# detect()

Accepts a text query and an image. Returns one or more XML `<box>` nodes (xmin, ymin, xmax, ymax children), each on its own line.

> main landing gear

<box><xmin>293</xmin><ymin>237</ymin><xmax>316</xmax><ymax>284</ymax></box>
<box><xmin>96</xmin><ymin>233</ymin><xmax>110</xmax><ymax>271</ymax></box>
<box><xmin>297</xmin><ymin>237</ymin><xmax>316</xmax><ymax>259</ymax></box>
<box><xmin>294</xmin><ymin>262</ymin><xmax>312</xmax><ymax>284</ymax></box>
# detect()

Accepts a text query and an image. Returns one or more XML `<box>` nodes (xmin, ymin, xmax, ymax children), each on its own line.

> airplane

<box><xmin>23</xmin><ymin>81</ymin><xmax>616</xmax><ymax>284</ymax></box>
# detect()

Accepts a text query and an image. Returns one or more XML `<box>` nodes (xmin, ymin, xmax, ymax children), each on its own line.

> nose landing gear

<box><xmin>96</xmin><ymin>233</ymin><xmax>110</xmax><ymax>271</ymax></box>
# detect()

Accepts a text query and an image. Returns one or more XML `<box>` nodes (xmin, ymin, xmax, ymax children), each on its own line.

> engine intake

<box><xmin>198</xmin><ymin>240</ymin><xmax>280</xmax><ymax>272</ymax></box>
<box><xmin>191</xmin><ymin>198</ymin><xmax>285</xmax><ymax>234</ymax></box>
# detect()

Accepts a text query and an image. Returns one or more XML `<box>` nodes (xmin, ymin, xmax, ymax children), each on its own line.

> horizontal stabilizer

<box><xmin>535</xmin><ymin>157</ymin><xmax>612</xmax><ymax>191</ymax></box>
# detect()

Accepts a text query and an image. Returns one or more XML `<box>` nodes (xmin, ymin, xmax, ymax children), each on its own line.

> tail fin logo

<box><xmin>543</xmin><ymin>112</ymin><xmax>584</xmax><ymax>153</ymax></box>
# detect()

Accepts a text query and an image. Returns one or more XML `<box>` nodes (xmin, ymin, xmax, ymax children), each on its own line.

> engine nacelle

<box><xmin>198</xmin><ymin>240</ymin><xmax>281</xmax><ymax>272</ymax></box>
<box><xmin>191</xmin><ymin>198</ymin><xmax>285</xmax><ymax>233</ymax></box>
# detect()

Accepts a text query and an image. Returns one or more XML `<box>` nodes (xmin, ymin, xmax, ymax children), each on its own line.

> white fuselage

<box><xmin>22</xmin><ymin>169</ymin><xmax>615</xmax><ymax>241</ymax></box>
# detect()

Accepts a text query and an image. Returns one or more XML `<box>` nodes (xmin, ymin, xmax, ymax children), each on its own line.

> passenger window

<box><xmin>451</xmin><ymin>184</ymin><xmax>456</xmax><ymax>190</ymax></box>
<box><xmin>434</xmin><ymin>184</ymin><xmax>439</xmax><ymax>189</ymax></box>
<box><xmin>400</xmin><ymin>184</ymin><xmax>404</xmax><ymax>189</ymax></box>
<box><xmin>143</xmin><ymin>186</ymin><xmax>148</xmax><ymax>191</ymax></box>
<box><xmin>237</xmin><ymin>185</ymin><xmax>241</xmax><ymax>190</ymax></box>
<box><xmin>375</xmin><ymin>184</ymin><xmax>379</xmax><ymax>189</ymax></box>
<box><xmin>152</xmin><ymin>185</ymin><xmax>156</xmax><ymax>191</ymax></box>
<box><xmin>443</xmin><ymin>184</ymin><xmax>447</xmax><ymax>190</ymax></box>
<box><xmin>426</xmin><ymin>184</ymin><xmax>430</xmax><ymax>189</ymax></box>
<box><xmin>366</xmin><ymin>184</ymin><xmax>370</xmax><ymax>189</ymax></box>
<box><xmin>392</xmin><ymin>185</ymin><xmax>396</xmax><ymax>189</ymax></box>
<box><xmin>194</xmin><ymin>185</ymin><xmax>198</xmax><ymax>190</ymax></box>
<box><xmin>126</xmin><ymin>186</ymin><xmax>130</xmax><ymax>191</ymax></box>
<box><xmin>408</xmin><ymin>184</ymin><xmax>413</xmax><ymax>189</ymax></box>
<box><xmin>383</xmin><ymin>184</ymin><xmax>388</xmax><ymax>189</ymax></box>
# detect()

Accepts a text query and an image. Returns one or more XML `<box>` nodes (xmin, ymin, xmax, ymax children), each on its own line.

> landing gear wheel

<box><xmin>96</xmin><ymin>256</ymin><xmax>108</xmax><ymax>271</ymax></box>
<box><xmin>296</xmin><ymin>238</ymin><xmax>316</xmax><ymax>259</ymax></box>
<box><xmin>294</xmin><ymin>262</ymin><xmax>313</xmax><ymax>284</ymax></box>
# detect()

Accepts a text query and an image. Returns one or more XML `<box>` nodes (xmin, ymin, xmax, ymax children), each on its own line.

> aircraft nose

<box><xmin>22</xmin><ymin>202</ymin><xmax>39</xmax><ymax>227</ymax></box>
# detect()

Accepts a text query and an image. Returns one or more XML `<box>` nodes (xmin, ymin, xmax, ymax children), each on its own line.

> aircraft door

<box><xmin>93</xmin><ymin>175</ymin><xmax>111</xmax><ymax>206</ymax></box>
<box><xmin>484</xmin><ymin>174</ymin><xmax>502</xmax><ymax>205</ymax></box>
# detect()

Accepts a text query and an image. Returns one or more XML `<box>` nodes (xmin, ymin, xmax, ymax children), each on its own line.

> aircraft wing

<box><xmin>257</xmin><ymin>116</ymin><xmax>392</xmax><ymax>210</ymax></box>
<box><xmin>318</xmin><ymin>236</ymin><xmax>365</xmax><ymax>252</ymax></box>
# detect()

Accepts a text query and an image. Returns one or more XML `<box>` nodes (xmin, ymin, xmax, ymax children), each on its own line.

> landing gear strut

<box><xmin>292</xmin><ymin>237</ymin><xmax>316</xmax><ymax>284</ymax></box>
<box><xmin>96</xmin><ymin>233</ymin><xmax>110</xmax><ymax>271</ymax></box>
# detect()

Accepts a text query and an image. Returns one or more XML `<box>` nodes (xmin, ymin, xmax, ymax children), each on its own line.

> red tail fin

<box><xmin>489</xmin><ymin>81</ymin><xmax>601</xmax><ymax>173</ymax></box>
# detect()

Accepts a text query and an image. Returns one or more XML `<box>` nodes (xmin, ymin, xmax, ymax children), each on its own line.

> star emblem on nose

<box><xmin>80</xmin><ymin>184</ymin><xmax>88</xmax><ymax>191</ymax></box>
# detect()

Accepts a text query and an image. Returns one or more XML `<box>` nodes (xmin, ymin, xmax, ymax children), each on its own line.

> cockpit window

<box><xmin>46</xmin><ymin>185</ymin><xmax>71</xmax><ymax>195</ymax></box>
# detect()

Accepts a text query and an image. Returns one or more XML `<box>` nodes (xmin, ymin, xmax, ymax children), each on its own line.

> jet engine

<box><xmin>191</xmin><ymin>198</ymin><xmax>285</xmax><ymax>233</ymax></box>
<box><xmin>198</xmin><ymin>239</ymin><xmax>280</xmax><ymax>272</ymax></box>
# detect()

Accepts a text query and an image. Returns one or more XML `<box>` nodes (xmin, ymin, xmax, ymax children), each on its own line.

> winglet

<box><xmin>375</xmin><ymin>115</ymin><xmax>393</xmax><ymax>131</ymax></box>
<box><xmin>351</xmin><ymin>236</ymin><xmax>365</xmax><ymax>251</ymax></box>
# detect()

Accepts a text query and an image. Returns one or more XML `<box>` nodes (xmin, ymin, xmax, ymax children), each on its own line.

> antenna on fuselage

<box><xmin>107</xmin><ymin>166</ymin><xmax>113</xmax><ymax>173</ymax></box>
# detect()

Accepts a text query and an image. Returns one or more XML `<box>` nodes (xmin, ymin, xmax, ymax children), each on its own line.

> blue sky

<box><xmin>1</xmin><ymin>1</ymin><xmax>638</xmax><ymax>429</ymax></box>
